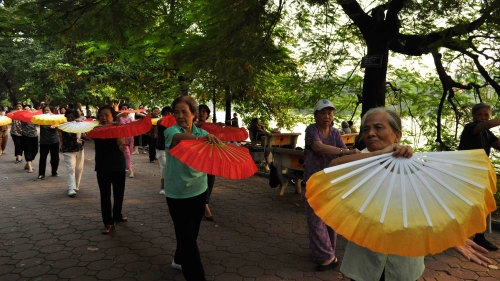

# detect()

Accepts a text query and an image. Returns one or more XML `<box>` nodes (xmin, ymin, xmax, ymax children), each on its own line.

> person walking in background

<box><xmin>38</xmin><ymin>105</ymin><xmax>60</xmax><ymax>179</ymax></box>
<box><xmin>21</xmin><ymin>105</ymin><xmax>38</xmax><ymax>173</ymax></box>
<box><xmin>117</xmin><ymin>103</ymin><xmax>135</xmax><ymax>178</ymax></box>
<box><xmin>148</xmin><ymin>107</ymin><xmax>160</xmax><ymax>163</ymax></box>
<box><xmin>60</xmin><ymin>108</ymin><xmax>85</xmax><ymax>197</ymax></box>
<box><xmin>133</xmin><ymin>105</ymin><xmax>149</xmax><ymax>154</ymax></box>
<box><xmin>458</xmin><ymin>102</ymin><xmax>500</xmax><ymax>251</ymax></box>
<box><xmin>304</xmin><ymin>99</ymin><xmax>357</xmax><ymax>271</ymax></box>
<box><xmin>0</xmin><ymin>108</ymin><xmax>8</xmax><ymax>156</ymax></box>
<box><xmin>156</xmin><ymin>106</ymin><xmax>172</xmax><ymax>195</ymax></box>
<box><xmin>10</xmin><ymin>103</ymin><xmax>24</xmax><ymax>163</ymax></box>
<box><xmin>95</xmin><ymin>105</ymin><xmax>128</xmax><ymax>234</ymax></box>
<box><xmin>195</xmin><ymin>104</ymin><xmax>215</xmax><ymax>221</ymax></box>
<box><xmin>164</xmin><ymin>96</ymin><xmax>221</xmax><ymax>280</ymax></box>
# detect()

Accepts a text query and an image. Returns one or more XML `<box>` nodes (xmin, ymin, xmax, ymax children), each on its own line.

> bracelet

<box><xmin>340</xmin><ymin>148</ymin><xmax>343</xmax><ymax>155</ymax></box>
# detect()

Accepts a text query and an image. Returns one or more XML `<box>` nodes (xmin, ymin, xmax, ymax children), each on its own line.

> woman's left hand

<box><xmin>454</xmin><ymin>239</ymin><xmax>492</xmax><ymax>267</ymax></box>
<box><xmin>205</xmin><ymin>134</ymin><xmax>221</xmax><ymax>145</ymax></box>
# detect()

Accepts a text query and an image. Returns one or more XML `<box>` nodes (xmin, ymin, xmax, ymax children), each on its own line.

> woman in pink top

<box><xmin>117</xmin><ymin>103</ymin><xmax>135</xmax><ymax>178</ymax></box>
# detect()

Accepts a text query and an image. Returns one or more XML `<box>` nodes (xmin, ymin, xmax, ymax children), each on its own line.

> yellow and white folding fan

<box><xmin>306</xmin><ymin>149</ymin><xmax>496</xmax><ymax>257</ymax></box>
<box><xmin>0</xmin><ymin>116</ymin><xmax>12</xmax><ymax>126</ymax></box>
<box><xmin>151</xmin><ymin>117</ymin><xmax>161</xmax><ymax>125</ymax></box>
<box><xmin>31</xmin><ymin>114</ymin><xmax>67</xmax><ymax>125</ymax></box>
<box><xmin>58</xmin><ymin>121</ymin><xmax>99</xmax><ymax>133</ymax></box>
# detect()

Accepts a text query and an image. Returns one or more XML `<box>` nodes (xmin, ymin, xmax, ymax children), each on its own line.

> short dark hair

<box><xmin>119</xmin><ymin>103</ymin><xmax>129</xmax><ymax>110</ymax></box>
<box><xmin>42</xmin><ymin>105</ymin><xmax>53</xmax><ymax>113</ymax></box>
<box><xmin>65</xmin><ymin>108</ymin><xmax>80</xmax><ymax>118</ymax></box>
<box><xmin>171</xmin><ymin>96</ymin><xmax>198</xmax><ymax>118</ymax></box>
<box><xmin>97</xmin><ymin>105</ymin><xmax>118</xmax><ymax>120</ymax></box>
<box><xmin>161</xmin><ymin>106</ymin><xmax>172</xmax><ymax>116</ymax></box>
<box><xmin>348</xmin><ymin>120</ymin><xmax>353</xmax><ymax>127</ymax></box>
<box><xmin>199</xmin><ymin>104</ymin><xmax>211</xmax><ymax>116</ymax></box>
<box><xmin>471</xmin><ymin>103</ymin><xmax>491</xmax><ymax>115</ymax></box>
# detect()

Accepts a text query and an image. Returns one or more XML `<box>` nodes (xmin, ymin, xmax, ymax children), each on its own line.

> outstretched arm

<box><xmin>453</xmin><ymin>239</ymin><xmax>492</xmax><ymax>267</ymax></box>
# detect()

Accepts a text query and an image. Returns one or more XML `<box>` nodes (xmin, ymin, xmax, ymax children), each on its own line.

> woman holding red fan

<box><xmin>164</xmin><ymin>96</ymin><xmax>220</xmax><ymax>281</ymax></box>
<box><xmin>95</xmin><ymin>105</ymin><xmax>128</xmax><ymax>234</ymax></box>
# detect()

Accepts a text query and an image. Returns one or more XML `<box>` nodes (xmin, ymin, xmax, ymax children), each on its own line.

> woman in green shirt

<box><xmin>330</xmin><ymin>107</ymin><xmax>492</xmax><ymax>281</ymax></box>
<box><xmin>163</xmin><ymin>95</ymin><xmax>220</xmax><ymax>281</ymax></box>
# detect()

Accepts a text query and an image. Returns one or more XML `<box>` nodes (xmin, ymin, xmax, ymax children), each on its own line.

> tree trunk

<box><xmin>361</xmin><ymin>41</ymin><xmax>389</xmax><ymax>117</ymax></box>
<box><xmin>225</xmin><ymin>86</ymin><xmax>231</xmax><ymax>125</ymax></box>
<box><xmin>1</xmin><ymin>72</ymin><xmax>17</xmax><ymax>106</ymax></box>
<box><xmin>212</xmin><ymin>87</ymin><xmax>217</xmax><ymax>123</ymax></box>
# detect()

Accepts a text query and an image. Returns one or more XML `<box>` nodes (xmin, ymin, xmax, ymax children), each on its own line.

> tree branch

<box><xmin>336</xmin><ymin>0</ymin><xmax>372</xmax><ymax>36</ymax></box>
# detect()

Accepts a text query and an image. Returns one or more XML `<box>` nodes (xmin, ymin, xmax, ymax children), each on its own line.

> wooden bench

<box><xmin>270</xmin><ymin>147</ymin><xmax>304</xmax><ymax>196</ymax></box>
<box><xmin>342</xmin><ymin>133</ymin><xmax>358</xmax><ymax>148</ymax></box>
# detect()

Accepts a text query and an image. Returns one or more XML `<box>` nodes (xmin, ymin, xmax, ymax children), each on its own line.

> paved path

<box><xmin>0</xmin><ymin>134</ymin><xmax>499</xmax><ymax>281</ymax></box>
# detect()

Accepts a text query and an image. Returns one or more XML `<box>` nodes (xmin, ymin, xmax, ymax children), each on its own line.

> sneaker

<box><xmin>51</xmin><ymin>172</ymin><xmax>58</xmax><ymax>177</ymax></box>
<box><xmin>68</xmin><ymin>190</ymin><xmax>77</xmax><ymax>197</ymax></box>
<box><xmin>159</xmin><ymin>189</ymin><xmax>165</xmax><ymax>195</ymax></box>
<box><xmin>37</xmin><ymin>175</ymin><xmax>45</xmax><ymax>180</ymax></box>
<box><xmin>171</xmin><ymin>260</ymin><xmax>182</xmax><ymax>270</ymax></box>
<box><xmin>474</xmin><ymin>235</ymin><xmax>499</xmax><ymax>251</ymax></box>
<box><xmin>129</xmin><ymin>173</ymin><xmax>135</xmax><ymax>178</ymax></box>
<box><xmin>75</xmin><ymin>187</ymin><xmax>80</xmax><ymax>192</ymax></box>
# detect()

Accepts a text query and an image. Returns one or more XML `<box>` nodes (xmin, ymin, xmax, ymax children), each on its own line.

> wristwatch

<box><xmin>340</xmin><ymin>148</ymin><xmax>343</xmax><ymax>155</ymax></box>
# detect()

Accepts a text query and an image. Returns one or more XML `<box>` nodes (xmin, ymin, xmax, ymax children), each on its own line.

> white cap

<box><xmin>314</xmin><ymin>99</ymin><xmax>335</xmax><ymax>112</ymax></box>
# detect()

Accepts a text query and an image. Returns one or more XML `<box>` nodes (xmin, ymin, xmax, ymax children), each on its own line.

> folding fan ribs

<box><xmin>168</xmin><ymin>139</ymin><xmax>258</xmax><ymax>179</ymax></box>
<box><xmin>305</xmin><ymin>149</ymin><xmax>497</xmax><ymax>257</ymax></box>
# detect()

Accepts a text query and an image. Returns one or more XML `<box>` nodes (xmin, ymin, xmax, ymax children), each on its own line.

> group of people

<box><xmin>3</xmin><ymin>96</ymin><xmax>499</xmax><ymax>281</ymax></box>
<box><xmin>304</xmin><ymin>98</ymin><xmax>497</xmax><ymax>280</ymax></box>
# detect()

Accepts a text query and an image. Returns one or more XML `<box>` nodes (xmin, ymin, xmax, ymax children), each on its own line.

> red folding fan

<box><xmin>159</xmin><ymin>115</ymin><xmax>177</xmax><ymax>128</ymax></box>
<box><xmin>86</xmin><ymin>114</ymin><xmax>152</xmax><ymax>139</ymax></box>
<box><xmin>200</xmin><ymin>123</ymin><xmax>249</xmax><ymax>142</ymax></box>
<box><xmin>6</xmin><ymin>110</ymin><xmax>43</xmax><ymax>123</ymax></box>
<box><xmin>82</xmin><ymin>118</ymin><xmax>94</xmax><ymax>122</ymax></box>
<box><xmin>168</xmin><ymin>139</ymin><xmax>258</xmax><ymax>179</ymax></box>
<box><xmin>116</xmin><ymin>108</ymin><xmax>147</xmax><ymax>113</ymax></box>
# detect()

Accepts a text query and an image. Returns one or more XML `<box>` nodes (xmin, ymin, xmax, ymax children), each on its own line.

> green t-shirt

<box><xmin>163</xmin><ymin>125</ymin><xmax>209</xmax><ymax>199</ymax></box>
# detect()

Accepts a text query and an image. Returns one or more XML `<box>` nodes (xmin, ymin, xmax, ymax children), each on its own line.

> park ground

<box><xmin>0</xmin><ymin>135</ymin><xmax>500</xmax><ymax>280</ymax></box>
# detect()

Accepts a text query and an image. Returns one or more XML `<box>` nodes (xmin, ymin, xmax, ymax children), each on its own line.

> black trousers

<box><xmin>21</xmin><ymin>136</ymin><xmax>38</xmax><ymax>161</ymax></box>
<box><xmin>149</xmin><ymin>137</ymin><xmax>157</xmax><ymax>161</ymax></box>
<box><xmin>97</xmin><ymin>170</ymin><xmax>126</xmax><ymax>225</ymax></box>
<box><xmin>11</xmin><ymin>135</ymin><xmax>23</xmax><ymax>156</ymax></box>
<box><xmin>39</xmin><ymin>143</ymin><xmax>59</xmax><ymax>176</ymax></box>
<box><xmin>206</xmin><ymin>174</ymin><xmax>215</xmax><ymax>204</ymax></box>
<box><xmin>166</xmin><ymin>192</ymin><xmax>206</xmax><ymax>281</ymax></box>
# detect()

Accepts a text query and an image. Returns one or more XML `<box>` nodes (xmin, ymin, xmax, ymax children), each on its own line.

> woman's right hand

<box><xmin>380</xmin><ymin>143</ymin><xmax>413</xmax><ymax>158</ymax></box>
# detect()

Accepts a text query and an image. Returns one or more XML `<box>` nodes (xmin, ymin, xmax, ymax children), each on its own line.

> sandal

<box><xmin>115</xmin><ymin>215</ymin><xmax>128</xmax><ymax>222</ymax></box>
<box><xmin>102</xmin><ymin>225</ymin><xmax>114</xmax><ymax>234</ymax></box>
<box><xmin>315</xmin><ymin>257</ymin><xmax>338</xmax><ymax>272</ymax></box>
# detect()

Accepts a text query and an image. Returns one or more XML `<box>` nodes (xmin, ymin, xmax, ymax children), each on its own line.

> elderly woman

<box><xmin>329</xmin><ymin>107</ymin><xmax>491</xmax><ymax>281</ymax></box>
<box><xmin>10</xmin><ymin>103</ymin><xmax>24</xmax><ymax>163</ymax></box>
<box><xmin>38</xmin><ymin>105</ymin><xmax>60</xmax><ymax>179</ymax></box>
<box><xmin>164</xmin><ymin>96</ymin><xmax>220</xmax><ymax>281</ymax></box>
<box><xmin>95</xmin><ymin>105</ymin><xmax>128</xmax><ymax>234</ymax></box>
<box><xmin>304</xmin><ymin>99</ymin><xmax>358</xmax><ymax>271</ymax></box>
<box><xmin>21</xmin><ymin>105</ymin><xmax>39</xmax><ymax>173</ymax></box>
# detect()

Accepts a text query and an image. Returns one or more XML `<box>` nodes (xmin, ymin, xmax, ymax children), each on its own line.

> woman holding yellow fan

<box><xmin>307</xmin><ymin>107</ymin><xmax>494</xmax><ymax>280</ymax></box>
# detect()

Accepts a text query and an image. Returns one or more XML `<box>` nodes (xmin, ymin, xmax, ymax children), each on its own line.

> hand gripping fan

<box><xmin>0</xmin><ymin>116</ymin><xmax>12</xmax><ymax>126</ymax></box>
<box><xmin>200</xmin><ymin>123</ymin><xmax>249</xmax><ymax>142</ymax></box>
<box><xmin>86</xmin><ymin>114</ymin><xmax>152</xmax><ymax>139</ymax></box>
<box><xmin>168</xmin><ymin>139</ymin><xmax>258</xmax><ymax>179</ymax></box>
<box><xmin>151</xmin><ymin>117</ymin><xmax>161</xmax><ymax>125</ymax></box>
<box><xmin>305</xmin><ymin>149</ymin><xmax>497</xmax><ymax>257</ymax></box>
<box><xmin>31</xmin><ymin>114</ymin><xmax>68</xmax><ymax>125</ymax></box>
<box><xmin>58</xmin><ymin>121</ymin><xmax>99</xmax><ymax>133</ymax></box>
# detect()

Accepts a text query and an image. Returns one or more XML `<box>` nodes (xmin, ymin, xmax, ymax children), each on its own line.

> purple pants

<box><xmin>122</xmin><ymin>137</ymin><xmax>134</xmax><ymax>170</ymax></box>
<box><xmin>305</xmin><ymin>200</ymin><xmax>337</xmax><ymax>264</ymax></box>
